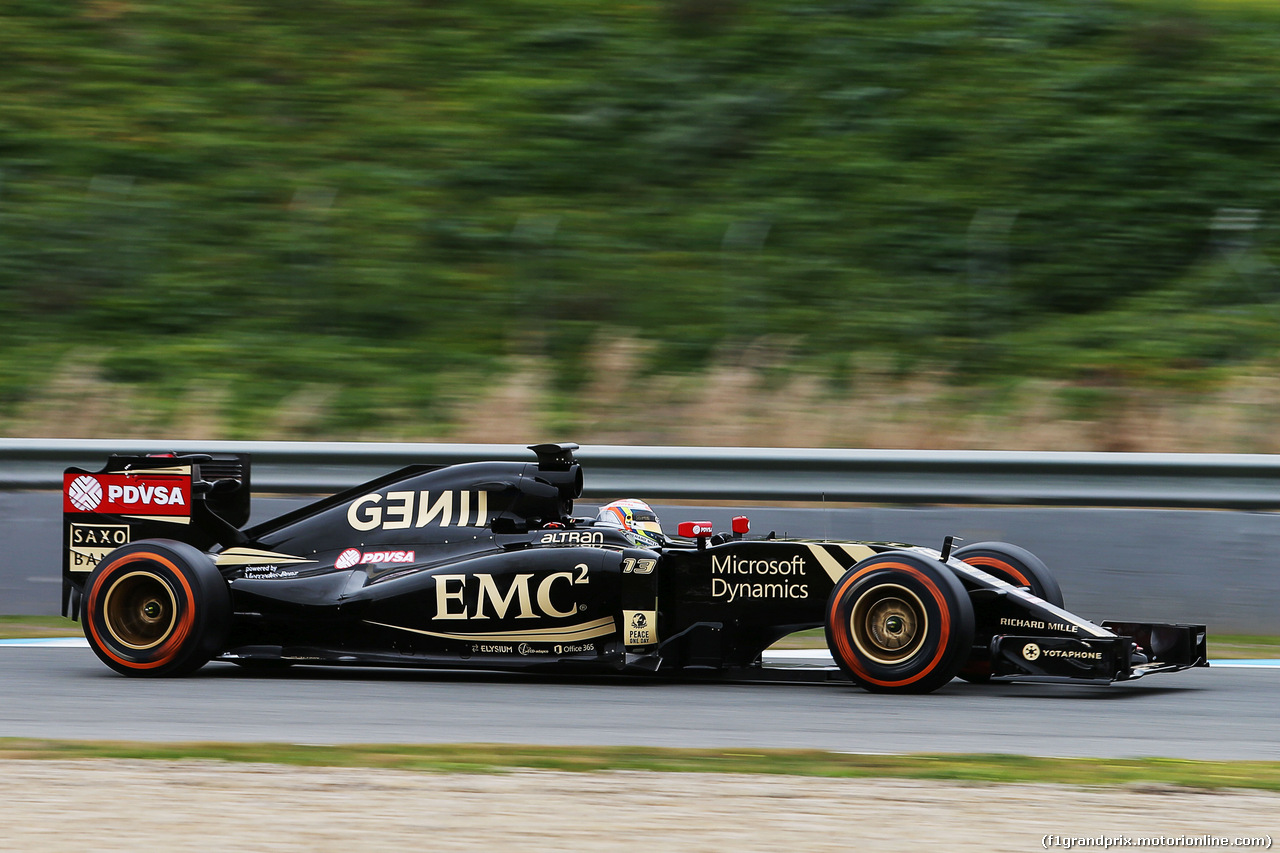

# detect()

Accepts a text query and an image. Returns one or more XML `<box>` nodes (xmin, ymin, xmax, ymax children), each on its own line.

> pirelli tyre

<box><xmin>82</xmin><ymin>540</ymin><xmax>230</xmax><ymax>677</ymax></box>
<box><xmin>952</xmin><ymin>541</ymin><xmax>1063</xmax><ymax>684</ymax></box>
<box><xmin>953</xmin><ymin>541</ymin><xmax>1063</xmax><ymax>607</ymax></box>
<box><xmin>825</xmin><ymin>552</ymin><xmax>975</xmax><ymax>694</ymax></box>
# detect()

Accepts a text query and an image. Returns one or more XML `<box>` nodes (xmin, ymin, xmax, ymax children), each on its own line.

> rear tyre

<box><xmin>82</xmin><ymin>540</ymin><xmax>230</xmax><ymax>677</ymax></box>
<box><xmin>825</xmin><ymin>553</ymin><xmax>975</xmax><ymax>694</ymax></box>
<box><xmin>953</xmin><ymin>541</ymin><xmax>1062</xmax><ymax>683</ymax></box>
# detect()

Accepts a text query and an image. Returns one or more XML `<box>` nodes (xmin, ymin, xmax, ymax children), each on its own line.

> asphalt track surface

<box><xmin>1</xmin><ymin>645</ymin><xmax>1274</xmax><ymax>761</ymax></box>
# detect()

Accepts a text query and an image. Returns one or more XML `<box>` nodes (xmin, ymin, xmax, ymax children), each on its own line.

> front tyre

<box><xmin>82</xmin><ymin>540</ymin><xmax>230</xmax><ymax>677</ymax></box>
<box><xmin>825</xmin><ymin>553</ymin><xmax>975</xmax><ymax>694</ymax></box>
<box><xmin>952</xmin><ymin>541</ymin><xmax>1063</xmax><ymax>607</ymax></box>
<box><xmin>952</xmin><ymin>541</ymin><xmax>1063</xmax><ymax>684</ymax></box>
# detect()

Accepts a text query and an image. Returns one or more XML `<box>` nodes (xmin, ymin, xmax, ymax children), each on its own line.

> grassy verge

<box><xmin>1</xmin><ymin>739</ymin><xmax>1278</xmax><ymax>791</ymax></box>
<box><xmin>0</xmin><ymin>616</ymin><xmax>82</xmax><ymax>639</ymax></box>
<box><xmin>1210</xmin><ymin>634</ymin><xmax>1280</xmax><ymax>660</ymax></box>
<box><xmin>2</xmin><ymin>618</ymin><xmax>1277</xmax><ymax>659</ymax></box>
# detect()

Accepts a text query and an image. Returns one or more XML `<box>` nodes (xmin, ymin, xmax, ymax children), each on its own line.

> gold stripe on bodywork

<box><xmin>805</xmin><ymin>544</ymin><xmax>849</xmax><ymax>582</ymax></box>
<box><xmin>839</xmin><ymin>544</ymin><xmax>877</xmax><ymax>564</ymax></box>
<box><xmin>122</xmin><ymin>515</ymin><xmax>191</xmax><ymax>525</ymax></box>
<box><xmin>804</xmin><ymin>543</ymin><xmax>876</xmax><ymax>582</ymax></box>
<box><xmin>215</xmin><ymin>548</ymin><xmax>315</xmax><ymax>567</ymax></box>
<box><xmin>364</xmin><ymin>616</ymin><xmax>617</xmax><ymax>644</ymax></box>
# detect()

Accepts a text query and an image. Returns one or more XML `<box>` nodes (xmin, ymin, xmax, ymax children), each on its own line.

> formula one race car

<box><xmin>60</xmin><ymin>444</ymin><xmax>1208</xmax><ymax>693</ymax></box>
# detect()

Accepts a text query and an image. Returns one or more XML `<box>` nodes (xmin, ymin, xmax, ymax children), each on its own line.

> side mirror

<box><xmin>677</xmin><ymin>521</ymin><xmax>714</xmax><ymax>549</ymax></box>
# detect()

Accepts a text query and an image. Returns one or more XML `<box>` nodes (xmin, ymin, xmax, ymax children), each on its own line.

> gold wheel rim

<box><xmin>850</xmin><ymin>583</ymin><xmax>928</xmax><ymax>665</ymax></box>
<box><xmin>102</xmin><ymin>571</ymin><xmax>178</xmax><ymax>651</ymax></box>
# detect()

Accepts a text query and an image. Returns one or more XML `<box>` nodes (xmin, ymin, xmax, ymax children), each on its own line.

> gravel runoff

<box><xmin>4</xmin><ymin>760</ymin><xmax>1277</xmax><ymax>852</ymax></box>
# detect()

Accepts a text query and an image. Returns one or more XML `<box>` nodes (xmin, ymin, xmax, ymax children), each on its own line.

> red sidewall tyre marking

<box><xmin>828</xmin><ymin>561</ymin><xmax>952</xmax><ymax>689</ymax></box>
<box><xmin>86</xmin><ymin>552</ymin><xmax>196</xmax><ymax>671</ymax></box>
<box><xmin>960</xmin><ymin>555</ymin><xmax>1030</xmax><ymax>588</ymax></box>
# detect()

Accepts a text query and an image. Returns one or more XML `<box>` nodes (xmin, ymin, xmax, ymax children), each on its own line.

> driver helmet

<box><xmin>596</xmin><ymin>499</ymin><xmax>665</xmax><ymax>547</ymax></box>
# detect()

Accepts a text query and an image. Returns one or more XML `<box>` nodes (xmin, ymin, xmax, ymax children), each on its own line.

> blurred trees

<box><xmin>1</xmin><ymin>0</ymin><xmax>1279</xmax><ymax>429</ymax></box>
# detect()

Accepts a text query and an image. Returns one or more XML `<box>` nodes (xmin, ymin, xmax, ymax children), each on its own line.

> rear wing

<box><xmin>62</xmin><ymin>452</ymin><xmax>251</xmax><ymax>618</ymax></box>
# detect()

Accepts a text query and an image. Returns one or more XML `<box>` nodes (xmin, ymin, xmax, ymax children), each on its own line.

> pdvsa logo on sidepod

<box><xmin>335</xmin><ymin>549</ymin><xmax>416</xmax><ymax>569</ymax></box>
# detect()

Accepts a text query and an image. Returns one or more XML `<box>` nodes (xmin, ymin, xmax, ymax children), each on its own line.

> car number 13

<box><xmin>621</xmin><ymin>558</ymin><xmax>656</xmax><ymax>575</ymax></box>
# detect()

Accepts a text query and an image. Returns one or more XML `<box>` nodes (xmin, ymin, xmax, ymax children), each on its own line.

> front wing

<box><xmin>989</xmin><ymin>622</ymin><xmax>1208</xmax><ymax>682</ymax></box>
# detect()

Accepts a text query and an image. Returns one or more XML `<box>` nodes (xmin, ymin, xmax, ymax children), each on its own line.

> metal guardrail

<box><xmin>3</xmin><ymin>438</ymin><xmax>1280</xmax><ymax>508</ymax></box>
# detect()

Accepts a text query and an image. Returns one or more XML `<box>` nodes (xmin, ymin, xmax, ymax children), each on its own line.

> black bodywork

<box><xmin>62</xmin><ymin>444</ymin><xmax>1208</xmax><ymax>690</ymax></box>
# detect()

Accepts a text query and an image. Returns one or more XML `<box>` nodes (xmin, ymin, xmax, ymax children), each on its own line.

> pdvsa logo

<box><xmin>335</xmin><ymin>548</ymin><xmax>416</xmax><ymax>569</ymax></box>
<box><xmin>107</xmin><ymin>483</ymin><xmax>186</xmax><ymax>506</ymax></box>
<box><xmin>63</xmin><ymin>473</ymin><xmax>191</xmax><ymax>517</ymax></box>
<box><xmin>67</xmin><ymin>476</ymin><xmax>103</xmax><ymax>511</ymax></box>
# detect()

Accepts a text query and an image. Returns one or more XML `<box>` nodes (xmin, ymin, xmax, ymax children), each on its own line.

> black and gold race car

<box><xmin>60</xmin><ymin>443</ymin><xmax>1207</xmax><ymax>693</ymax></box>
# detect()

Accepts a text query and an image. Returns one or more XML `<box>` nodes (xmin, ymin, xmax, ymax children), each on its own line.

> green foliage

<box><xmin>2</xmin><ymin>0</ymin><xmax>1280</xmax><ymax>428</ymax></box>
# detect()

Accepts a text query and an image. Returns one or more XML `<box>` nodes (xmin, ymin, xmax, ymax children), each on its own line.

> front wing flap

<box><xmin>1102</xmin><ymin>621</ymin><xmax>1209</xmax><ymax>678</ymax></box>
<box><xmin>991</xmin><ymin>622</ymin><xmax>1208</xmax><ymax>682</ymax></box>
